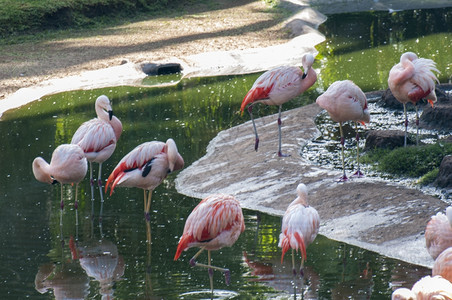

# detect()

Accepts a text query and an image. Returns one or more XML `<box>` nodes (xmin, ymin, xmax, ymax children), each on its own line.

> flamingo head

<box><xmin>165</xmin><ymin>138</ymin><xmax>184</xmax><ymax>173</ymax></box>
<box><xmin>32</xmin><ymin>157</ymin><xmax>54</xmax><ymax>184</ymax></box>
<box><xmin>96</xmin><ymin>95</ymin><xmax>114</xmax><ymax>120</ymax></box>
<box><xmin>296</xmin><ymin>183</ymin><xmax>309</xmax><ymax>206</ymax></box>
<box><xmin>301</xmin><ymin>53</ymin><xmax>315</xmax><ymax>79</ymax></box>
<box><xmin>391</xmin><ymin>288</ymin><xmax>415</xmax><ymax>300</ymax></box>
<box><xmin>446</xmin><ymin>206</ymin><xmax>452</xmax><ymax>227</ymax></box>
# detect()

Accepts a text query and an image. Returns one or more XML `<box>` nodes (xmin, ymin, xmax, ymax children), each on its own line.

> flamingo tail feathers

<box><xmin>240</xmin><ymin>86</ymin><xmax>272</xmax><ymax>113</ymax></box>
<box><xmin>174</xmin><ymin>235</ymin><xmax>193</xmax><ymax>261</ymax></box>
<box><xmin>280</xmin><ymin>237</ymin><xmax>290</xmax><ymax>264</ymax></box>
<box><xmin>294</xmin><ymin>232</ymin><xmax>307</xmax><ymax>261</ymax></box>
<box><xmin>105</xmin><ymin>162</ymin><xmax>128</xmax><ymax>195</ymax></box>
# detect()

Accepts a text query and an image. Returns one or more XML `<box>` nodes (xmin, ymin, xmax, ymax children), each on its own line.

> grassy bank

<box><xmin>0</xmin><ymin>0</ymin><xmax>200</xmax><ymax>37</ymax></box>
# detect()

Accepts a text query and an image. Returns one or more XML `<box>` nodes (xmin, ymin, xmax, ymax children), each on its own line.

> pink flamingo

<box><xmin>388</xmin><ymin>52</ymin><xmax>439</xmax><ymax>146</ymax></box>
<box><xmin>391</xmin><ymin>275</ymin><xmax>452</xmax><ymax>299</ymax></box>
<box><xmin>174</xmin><ymin>194</ymin><xmax>245</xmax><ymax>292</ymax></box>
<box><xmin>316</xmin><ymin>80</ymin><xmax>370</xmax><ymax>181</ymax></box>
<box><xmin>71</xmin><ymin>95</ymin><xmax>122</xmax><ymax>217</ymax></box>
<box><xmin>240</xmin><ymin>53</ymin><xmax>317</xmax><ymax>157</ymax></box>
<box><xmin>279</xmin><ymin>183</ymin><xmax>320</xmax><ymax>278</ymax></box>
<box><xmin>105</xmin><ymin>139</ymin><xmax>184</xmax><ymax>220</ymax></box>
<box><xmin>425</xmin><ymin>206</ymin><xmax>452</xmax><ymax>260</ymax></box>
<box><xmin>32</xmin><ymin>144</ymin><xmax>87</xmax><ymax>226</ymax></box>
<box><xmin>433</xmin><ymin>247</ymin><xmax>452</xmax><ymax>283</ymax></box>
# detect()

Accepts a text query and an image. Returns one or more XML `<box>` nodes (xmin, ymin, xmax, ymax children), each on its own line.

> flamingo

<box><xmin>391</xmin><ymin>275</ymin><xmax>452</xmax><ymax>300</ymax></box>
<box><xmin>71</xmin><ymin>95</ymin><xmax>122</xmax><ymax>218</ymax></box>
<box><xmin>316</xmin><ymin>80</ymin><xmax>370</xmax><ymax>181</ymax></box>
<box><xmin>433</xmin><ymin>247</ymin><xmax>452</xmax><ymax>283</ymax></box>
<box><xmin>32</xmin><ymin>144</ymin><xmax>88</xmax><ymax>227</ymax></box>
<box><xmin>174</xmin><ymin>194</ymin><xmax>245</xmax><ymax>293</ymax></box>
<box><xmin>240</xmin><ymin>53</ymin><xmax>317</xmax><ymax>157</ymax></box>
<box><xmin>388</xmin><ymin>52</ymin><xmax>440</xmax><ymax>147</ymax></box>
<box><xmin>278</xmin><ymin>183</ymin><xmax>320</xmax><ymax>278</ymax></box>
<box><xmin>105</xmin><ymin>138</ymin><xmax>184</xmax><ymax>220</ymax></box>
<box><xmin>425</xmin><ymin>206</ymin><xmax>452</xmax><ymax>260</ymax></box>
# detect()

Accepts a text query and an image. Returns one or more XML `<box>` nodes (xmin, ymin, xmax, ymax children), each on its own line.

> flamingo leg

<box><xmin>98</xmin><ymin>162</ymin><xmax>104</xmax><ymax>221</ymax></box>
<box><xmin>75</xmin><ymin>183</ymin><xmax>79</xmax><ymax>240</ymax></box>
<box><xmin>60</xmin><ymin>183</ymin><xmax>64</xmax><ymax>227</ymax></box>
<box><xmin>144</xmin><ymin>190</ymin><xmax>152</xmax><ymax>222</ymax></box>
<box><xmin>338</xmin><ymin>122</ymin><xmax>348</xmax><ymax>181</ymax></box>
<box><xmin>208</xmin><ymin>250</ymin><xmax>214</xmax><ymax>293</ymax></box>
<box><xmin>403</xmin><ymin>103</ymin><xmax>408</xmax><ymax>147</ymax></box>
<box><xmin>189</xmin><ymin>248</ymin><xmax>231</xmax><ymax>286</ymax></box>
<box><xmin>277</xmin><ymin>105</ymin><xmax>289</xmax><ymax>157</ymax></box>
<box><xmin>291</xmin><ymin>248</ymin><xmax>296</xmax><ymax>276</ymax></box>
<box><xmin>352</xmin><ymin>122</ymin><xmax>364</xmax><ymax>178</ymax></box>
<box><xmin>89</xmin><ymin>162</ymin><xmax>95</xmax><ymax>220</ymax></box>
<box><xmin>415</xmin><ymin>104</ymin><xmax>419</xmax><ymax>146</ymax></box>
<box><xmin>247</xmin><ymin>105</ymin><xmax>260</xmax><ymax>151</ymax></box>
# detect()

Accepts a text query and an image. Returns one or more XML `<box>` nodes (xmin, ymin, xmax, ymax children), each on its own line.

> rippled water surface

<box><xmin>0</xmin><ymin>6</ymin><xmax>451</xmax><ymax>299</ymax></box>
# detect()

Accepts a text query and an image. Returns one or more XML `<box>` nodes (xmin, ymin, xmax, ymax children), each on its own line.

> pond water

<box><xmin>0</xmin><ymin>6</ymin><xmax>451</xmax><ymax>300</ymax></box>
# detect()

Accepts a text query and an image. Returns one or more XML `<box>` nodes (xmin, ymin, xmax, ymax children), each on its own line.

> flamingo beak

<box><xmin>108</xmin><ymin>110</ymin><xmax>113</xmax><ymax>120</ymax></box>
<box><xmin>302</xmin><ymin>72</ymin><xmax>307</xmax><ymax>79</ymax></box>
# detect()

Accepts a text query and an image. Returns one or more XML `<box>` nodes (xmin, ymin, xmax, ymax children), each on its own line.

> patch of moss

<box><xmin>362</xmin><ymin>142</ymin><xmax>452</xmax><ymax>181</ymax></box>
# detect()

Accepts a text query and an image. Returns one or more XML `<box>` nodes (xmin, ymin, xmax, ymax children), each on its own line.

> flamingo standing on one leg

<box><xmin>316</xmin><ymin>80</ymin><xmax>370</xmax><ymax>181</ymax></box>
<box><xmin>71</xmin><ymin>95</ymin><xmax>122</xmax><ymax>219</ymax></box>
<box><xmin>105</xmin><ymin>138</ymin><xmax>184</xmax><ymax>221</ymax></box>
<box><xmin>279</xmin><ymin>183</ymin><xmax>319</xmax><ymax>279</ymax></box>
<box><xmin>240</xmin><ymin>53</ymin><xmax>317</xmax><ymax>157</ymax></box>
<box><xmin>32</xmin><ymin>144</ymin><xmax>88</xmax><ymax>228</ymax></box>
<box><xmin>433</xmin><ymin>247</ymin><xmax>452</xmax><ymax>283</ymax></box>
<box><xmin>391</xmin><ymin>275</ymin><xmax>452</xmax><ymax>299</ymax></box>
<box><xmin>425</xmin><ymin>206</ymin><xmax>452</xmax><ymax>260</ymax></box>
<box><xmin>388</xmin><ymin>52</ymin><xmax>440</xmax><ymax>147</ymax></box>
<box><xmin>174</xmin><ymin>194</ymin><xmax>245</xmax><ymax>293</ymax></box>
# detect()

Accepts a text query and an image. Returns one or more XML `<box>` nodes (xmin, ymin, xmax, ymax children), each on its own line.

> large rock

<box><xmin>364</xmin><ymin>130</ymin><xmax>414</xmax><ymax>151</ymax></box>
<box><xmin>435</xmin><ymin>155</ymin><xmax>452</xmax><ymax>188</ymax></box>
<box><xmin>420</xmin><ymin>84</ymin><xmax>452</xmax><ymax>130</ymax></box>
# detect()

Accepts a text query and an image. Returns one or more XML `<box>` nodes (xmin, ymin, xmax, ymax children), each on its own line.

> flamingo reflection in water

<box><xmin>32</xmin><ymin>144</ymin><xmax>88</xmax><ymax>228</ymax></box>
<box><xmin>71</xmin><ymin>95</ymin><xmax>122</xmax><ymax>219</ymax></box>
<box><xmin>69</xmin><ymin>236</ymin><xmax>125</xmax><ymax>299</ymax></box>
<box><xmin>174</xmin><ymin>194</ymin><xmax>245</xmax><ymax>293</ymax></box>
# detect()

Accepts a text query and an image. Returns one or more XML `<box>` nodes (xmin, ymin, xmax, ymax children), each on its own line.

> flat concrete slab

<box><xmin>175</xmin><ymin>102</ymin><xmax>447</xmax><ymax>268</ymax></box>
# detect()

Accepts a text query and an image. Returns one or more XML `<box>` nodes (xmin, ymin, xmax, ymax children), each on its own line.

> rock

<box><xmin>420</xmin><ymin>86</ymin><xmax>452</xmax><ymax>130</ymax></box>
<box><xmin>379</xmin><ymin>88</ymin><xmax>403</xmax><ymax>109</ymax></box>
<box><xmin>141</xmin><ymin>62</ymin><xmax>182</xmax><ymax>76</ymax></box>
<box><xmin>364</xmin><ymin>130</ymin><xmax>414</xmax><ymax>151</ymax></box>
<box><xmin>435</xmin><ymin>155</ymin><xmax>452</xmax><ymax>188</ymax></box>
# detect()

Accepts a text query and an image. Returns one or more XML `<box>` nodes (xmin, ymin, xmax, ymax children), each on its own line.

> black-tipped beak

<box><xmin>52</xmin><ymin>179</ymin><xmax>59</xmax><ymax>185</ymax></box>
<box><xmin>108</xmin><ymin>110</ymin><xmax>113</xmax><ymax>121</ymax></box>
<box><xmin>302</xmin><ymin>72</ymin><xmax>307</xmax><ymax>79</ymax></box>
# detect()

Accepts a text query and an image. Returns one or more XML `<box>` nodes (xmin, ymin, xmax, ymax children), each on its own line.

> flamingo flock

<box><xmin>31</xmin><ymin>50</ymin><xmax>447</xmax><ymax>296</ymax></box>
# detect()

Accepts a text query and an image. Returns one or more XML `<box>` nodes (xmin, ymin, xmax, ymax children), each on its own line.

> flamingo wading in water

<box><xmin>174</xmin><ymin>194</ymin><xmax>245</xmax><ymax>293</ymax></box>
<box><xmin>279</xmin><ymin>183</ymin><xmax>320</xmax><ymax>278</ymax></box>
<box><xmin>316</xmin><ymin>80</ymin><xmax>370</xmax><ymax>181</ymax></box>
<box><xmin>240</xmin><ymin>53</ymin><xmax>317</xmax><ymax>157</ymax></box>
<box><xmin>425</xmin><ymin>206</ymin><xmax>452</xmax><ymax>260</ymax></box>
<box><xmin>105</xmin><ymin>139</ymin><xmax>184</xmax><ymax>221</ymax></box>
<box><xmin>71</xmin><ymin>95</ymin><xmax>122</xmax><ymax>218</ymax></box>
<box><xmin>32</xmin><ymin>144</ymin><xmax>87</xmax><ymax>227</ymax></box>
<box><xmin>388</xmin><ymin>52</ymin><xmax>439</xmax><ymax>146</ymax></box>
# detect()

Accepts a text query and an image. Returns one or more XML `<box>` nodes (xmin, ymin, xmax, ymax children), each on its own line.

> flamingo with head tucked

<box><xmin>240</xmin><ymin>53</ymin><xmax>317</xmax><ymax>157</ymax></box>
<box><xmin>279</xmin><ymin>183</ymin><xmax>319</xmax><ymax>278</ymax></box>
<box><xmin>425</xmin><ymin>206</ymin><xmax>452</xmax><ymax>260</ymax></box>
<box><xmin>174</xmin><ymin>194</ymin><xmax>245</xmax><ymax>293</ymax></box>
<box><xmin>316</xmin><ymin>80</ymin><xmax>370</xmax><ymax>181</ymax></box>
<box><xmin>71</xmin><ymin>95</ymin><xmax>122</xmax><ymax>217</ymax></box>
<box><xmin>105</xmin><ymin>139</ymin><xmax>184</xmax><ymax>220</ymax></box>
<box><xmin>433</xmin><ymin>247</ymin><xmax>452</xmax><ymax>283</ymax></box>
<box><xmin>32</xmin><ymin>144</ymin><xmax>87</xmax><ymax>226</ymax></box>
<box><xmin>391</xmin><ymin>275</ymin><xmax>452</xmax><ymax>300</ymax></box>
<box><xmin>388</xmin><ymin>52</ymin><xmax>439</xmax><ymax>146</ymax></box>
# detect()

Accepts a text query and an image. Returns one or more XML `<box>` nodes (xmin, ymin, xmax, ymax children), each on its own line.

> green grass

<box><xmin>362</xmin><ymin>142</ymin><xmax>452</xmax><ymax>185</ymax></box>
<box><xmin>0</xmin><ymin>0</ymin><xmax>186</xmax><ymax>37</ymax></box>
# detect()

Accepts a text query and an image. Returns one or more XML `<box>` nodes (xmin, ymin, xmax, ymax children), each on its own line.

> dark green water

<box><xmin>0</xmin><ymin>7</ymin><xmax>451</xmax><ymax>299</ymax></box>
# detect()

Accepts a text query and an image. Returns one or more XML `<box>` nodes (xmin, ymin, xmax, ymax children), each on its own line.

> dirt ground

<box><xmin>0</xmin><ymin>0</ymin><xmax>291</xmax><ymax>100</ymax></box>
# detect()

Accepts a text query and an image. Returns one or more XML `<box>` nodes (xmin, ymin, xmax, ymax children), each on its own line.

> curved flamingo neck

<box><xmin>32</xmin><ymin>157</ymin><xmax>52</xmax><ymax>183</ymax></box>
<box><xmin>300</xmin><ymin>68</ymin><xmax>317</xmax><ymax>92</ymax></box>
<box><xmin>95</xmin><ymin>102</ymin><xmax>110</xmax><ymax>122</ymax></box>
<box><xmin>110</xmin><ymin>116</ymin><xmax>123</xmax><ymax>141</ymax></box>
